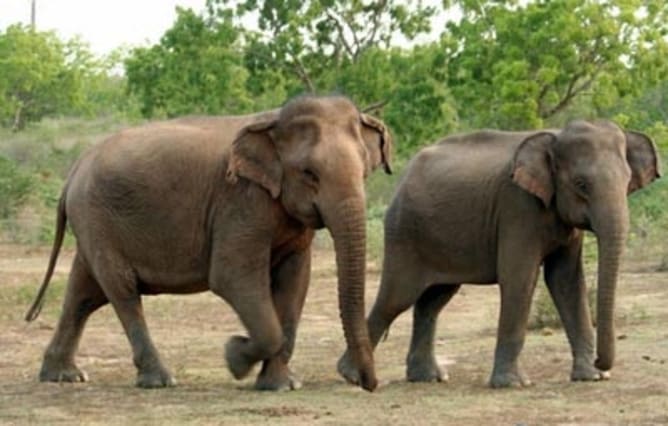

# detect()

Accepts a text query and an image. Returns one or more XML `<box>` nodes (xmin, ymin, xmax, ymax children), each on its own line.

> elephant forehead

<box><xmin>279</xmin><ymin>96</ymin><xmax>359</xmax><ymax>121</ymax></box>
<box><xmin>280</xmin><ymin>131</ymin><xmax>364</xmax><ymax>170</ymax></box>
<box><xmin>561</xmin><ymin>121</ymin><xmax>625</xmax><ymax>148</ymax></box>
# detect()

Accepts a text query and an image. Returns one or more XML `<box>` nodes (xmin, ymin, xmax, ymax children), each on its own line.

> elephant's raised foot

<box><xmin>225</xmin><ymin>335</ymin><xmax>257</xmax><ymax>380</ymax></box>
<box><xmin>39</xmin><ymin>363</ymin><xmax>88</xmax><ymax>383</ymax></box>
<box><xmin>406</xmin><ymin>357</ymin><xmax>447</xmax><ymax>383</ymax></box>
<box><xmin>255</xmin><ymin>371</ymin><xmax>302</xmax><ymax>391</ymax></box>
<box><xmin>336</xmin><ymin>352</ymin><xmax>359</xmax><ymax>385</ymax></box>
<box><xmin>136</xmin><ymin>368</ymin><xmax>176</xmax><ymax>388</ymax></box>
<box><xmin>489</xmin><ymin>370</ymin><xmax>532</xmax><ymax>388</ymax></box>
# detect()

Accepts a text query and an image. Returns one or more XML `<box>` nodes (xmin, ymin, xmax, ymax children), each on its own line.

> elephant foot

<box><xmin>225</xmin><ymin>335</ymin><xmax>257</xmax><ymax>380</ymax></box>
<box><xmin>571</xmin><ymin>363</ymin><xmax>611</xmax><ymax>382</ymax></box>
<box><xmin>136</xmin><ymin>367</ymin><xmax>176</xmax><ymax>388</ymax></box>
<box><xmin>255</xmin><ymin>370</ymin><xmax>302</xmax><ymax>391</ymax></box>
<box><xmin>337</xmin><ymin>352</ymin><xmax>360</xmax><ymax>385</ymax></box>
<box><xmin>406</xmin><ymin>355</ymin><xmax>447</xmax><ymax>382</ymax></box>
<box><xmin>489</xmin><ymin>369</ymin><xmax>532</xmax><ymax>388</ymax></box>
<box><xmin>39</xmin><ymin>361</ymin><xmax>88</xmax><ymax>383</ymax></box>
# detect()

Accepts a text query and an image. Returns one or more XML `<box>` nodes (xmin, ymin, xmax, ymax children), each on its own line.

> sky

<box><xmin>1</xmin><ymin>0</ymin><xmax>209</xmax><ymax>55</ymax></box>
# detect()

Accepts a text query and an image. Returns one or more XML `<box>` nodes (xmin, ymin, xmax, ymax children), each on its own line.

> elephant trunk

<box><xmin>325</xmin><ymin>196</ymin><xmax>377</xmax><ymax>392</ymax></box>
<box><xmin>591</xmin><ymin>202</ymin><xmax>629</xmax><ymax>371</ymax></box>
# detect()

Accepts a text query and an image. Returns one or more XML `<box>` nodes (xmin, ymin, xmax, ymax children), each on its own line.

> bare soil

<box><xmin>0</xmin><ymin>242</ymin><xmax>667</xmax><ymax>425</ymax></box>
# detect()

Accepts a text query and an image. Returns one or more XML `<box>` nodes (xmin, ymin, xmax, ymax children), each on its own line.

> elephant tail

<box><xmin>24</xmin><ymin>189</ymin><xmax>68</xmax><ymax>322</ymax></box>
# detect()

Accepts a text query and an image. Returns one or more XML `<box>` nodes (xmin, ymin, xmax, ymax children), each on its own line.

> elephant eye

<box><xmin>302</xmin><ymin>168</ymin><xmax>319</xmax><ymax>183</ymax></box>
<box><xmin>573</xmin><ymin>177</ymin><xmax>588</xmax><ymax>195</ymax></box>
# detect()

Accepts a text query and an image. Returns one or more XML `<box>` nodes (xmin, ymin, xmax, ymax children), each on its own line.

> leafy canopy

<box><xmin>444</xmin><ymin>0</ymin><xmax>668</xmax><ymax>129</ymax></box>
<box><xmin>125</xmin><ymin>8</ymin><xmax>252</xmax><ymax>118</ymax></box>
<box><xmin>0</xmin><ymin>25</ymin><xmax>82</xmax><ymax>130</ymax></box>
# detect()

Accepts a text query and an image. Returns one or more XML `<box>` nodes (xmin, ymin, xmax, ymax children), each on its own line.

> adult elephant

<box><xmin>338</xmin><ymin>120</ymin><xmax>660</xmax><ymax>388</ymax></box>
<box><xmin>25</xmin><ymin>95</ymin><xmax>392</xmax><ymax>392</ymax></box>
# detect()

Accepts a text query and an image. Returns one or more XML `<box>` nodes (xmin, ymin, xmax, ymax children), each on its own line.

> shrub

<box><xmin>0</xmin><ymin>156</ymin><xmax>33</xmax><ymax>218</ymax></box>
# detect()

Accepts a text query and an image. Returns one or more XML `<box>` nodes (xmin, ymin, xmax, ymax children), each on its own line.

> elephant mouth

<box><xmin>311</xmin><ymin>203</ymin><xmax>325</xmax><ymax>229</ymax></box>
<box><xmin>575</xmin><ymin>220</ymin><xmax>593</xmax><ymax>232</ymax></box>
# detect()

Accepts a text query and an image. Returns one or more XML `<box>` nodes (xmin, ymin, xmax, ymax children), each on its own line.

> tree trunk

<box><xmin>12</xmin><ymin>103</ymin><xmax>24</xmax><ymax>132</ymax></box>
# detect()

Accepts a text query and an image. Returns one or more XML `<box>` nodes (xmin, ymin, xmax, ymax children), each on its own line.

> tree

<box><xmin>208</xmin><ymin>0</ymin><xmax>437</xmax><ymax>92</ymax></box>
<box><xmin>443</xmin><ymin>0</ymin><xmax>668</xmax><ymax>129</ymax></box>
<box><xmin>0</xmin><ymin>25</ymin><xmax>82</xmax><ymax>130</ymax></box>
<box><xmin>125</xmin><ymin>8</ymin><xmax>251</xmax><ymax>118</ymax></box>
<box><xmin>325</xmin><ymin>44</ymin><xmax>457</xmax><ymax>155</ymax></box>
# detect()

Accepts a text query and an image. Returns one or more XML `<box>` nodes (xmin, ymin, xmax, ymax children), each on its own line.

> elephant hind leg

<box><xmin>93</xmin><ymin>256</ymin><xmax>174</xmax><ymax>388</ymax></box>
<box><xmin>407</xmin><ymin>283</ymin><xmax>461</xmax><ymax>382</ymax></box>
<box><xmin>40</xmin><ymin>253</ymin><xmax>108</xmax><ymax>383</ymax></box>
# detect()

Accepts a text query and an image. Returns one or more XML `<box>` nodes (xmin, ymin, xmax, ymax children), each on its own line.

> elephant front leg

<box><xmin>544</xmin><ymin>240</ymin><xmax>607</xmax><ymax>382</ymax></box>
<box><xmin>255</xmin><ymin>248</ymin><xmax>311</xmax><ymax>391</ymax></box>
<box><xmin>209</xmin><ymin>246</ymin><xmax>284</xmax><ymax>384</ymax></box>
<box><xmin>491</xmin><ymin>253</ymin><xmax>541</xmax><ymax>388</ymax></box>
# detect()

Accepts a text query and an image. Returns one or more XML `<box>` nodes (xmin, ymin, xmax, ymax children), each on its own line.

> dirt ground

<box><xmin>0</xmin><ymin>242</ymin><xmax>667</xmax><ymax>425</ymax></box>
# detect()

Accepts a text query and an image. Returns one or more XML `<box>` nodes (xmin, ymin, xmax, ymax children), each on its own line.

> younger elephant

<box><xmin>26</xmin><ymin>95</ymin><xmax>393</xmax><ymax>392</ymax></box>
<box><xmin>339</xmin><ymin>120</ymin><xmax>660</xmax><ymax>388</ymax></box>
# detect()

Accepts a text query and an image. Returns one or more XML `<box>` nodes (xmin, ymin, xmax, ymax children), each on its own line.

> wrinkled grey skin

<box><xmin>339</xmin><ymin>120</ymin><xmax>660</xmax><ymax>388</ymax></box>
<box><xmin>25</xmin><ymin>96</ymin><xmax>393</xmax><ymax>392</ymax></box>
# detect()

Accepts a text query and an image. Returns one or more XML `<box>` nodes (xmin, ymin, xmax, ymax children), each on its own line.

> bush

<box><xmin>0</xmin><ymin>156</ymin><xmax>33</xmax><ymax>219</ymax></box>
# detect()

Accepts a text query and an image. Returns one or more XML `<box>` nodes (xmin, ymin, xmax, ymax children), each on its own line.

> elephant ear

<box><xmin>511</xmin><ymin>132</ymin><xmax>556</xmax><ymax>208</ymax></box>
<box><xmin>360</xmin><ymin>113</ymin><xmax>393</xmax><ymax>175</ymax></box>
<box><xmin>625</xmin><ymin>130</ymin><xmax>662</xmax><ymax>194</ymax></box>
<box><xmin>226</xmin><ymin>121</ymin><xmax>282</xmax><ymax>199</ymax></box>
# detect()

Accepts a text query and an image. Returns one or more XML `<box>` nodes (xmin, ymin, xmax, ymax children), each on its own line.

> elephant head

<box><xmin>511</xmin><ymin>120</ymin><xmax>661</xmax><ymax>372</ymax></box>
<box><xmin>225</xmin><ymin>96</ymin><xmax>392</xmax><ymax>391</ymax></box>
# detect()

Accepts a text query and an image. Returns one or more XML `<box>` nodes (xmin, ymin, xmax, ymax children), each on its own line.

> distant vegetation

<box><xmin>1</xmin><ymin>1</ymin><xmax>667</xmax><ymax>269</ymax></box>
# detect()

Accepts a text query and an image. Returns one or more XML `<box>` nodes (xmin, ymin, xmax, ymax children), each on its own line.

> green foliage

<box><xmin>0</xmin><ymin>279</ymin><xmax>66</xmax><ymax>321</ymax></box>
<box><xmin>0</xmin><ymin>156</ymin><xmax>33</xmax><ymax>219</ymax></box>
<box><xmin>125</xmin><ymin>8</ymin><xmax>252</xmax><ymax>118</ymax></box>
<box><xmin>444</xmin><ymin>0</ymin><xmax>668</xmax><ymax>130</ymax></box>
<box><xmin>320</xmin><ymin>45</ymin><xmax>458</xmax><ymax>155</ymax></box>
<box><xmin>72</xmin><ymin>46</ymin><xmax>142</xmax><ymax>119</ymax></box>
<box><xmin>208</xmin><ymin>0</ymin><xmax>437</xmax><ymax>93</ymax></box>
<box><xmin>0</xmin><ymin>25</ymin><xmax>134</xmax><ymax>131</ymax></box>
<box><xmin>0</xmin><ymin>25</ymin><xmax>81</xmax><ymax>130</ymax></box>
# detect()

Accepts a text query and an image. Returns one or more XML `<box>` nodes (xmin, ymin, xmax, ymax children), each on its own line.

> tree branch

<box><xmin>361</xmin><ymin>99</ymin><xmax>389</xmax><ymax>114</ymax></box>
<box><xmin>291</xmin><ymin>55</ymin><xmax>316</xmax><ymax>93</ymax></box>
<box><xmin>325</xmin><ymin>10</ymin><xmax>356</xmax><ymax>59</ymax></box>
<box><xmin>536</xmin><ymin>84</ymin><xmax>550</xmax><ymax>117</ymax></box>
<box><xmin>12</xmin><ymin>102</ymin><xmax>24</xmax><ymax>132</ymax></box>
<box><xmin>358</xmin><ymin>0</ymin><xmax>387</xmax><ymax>55</ymax></box>
<box><xmin>543</xmin><ymin>64</ymin><xmax>605</xmax><ymax>118</ymax></box>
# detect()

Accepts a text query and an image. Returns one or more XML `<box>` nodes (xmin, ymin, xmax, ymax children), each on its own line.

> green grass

<box><xmin>0</xmin><ymin>279</ymin><xmax>67</xmax><ymax>321</ymax></box>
